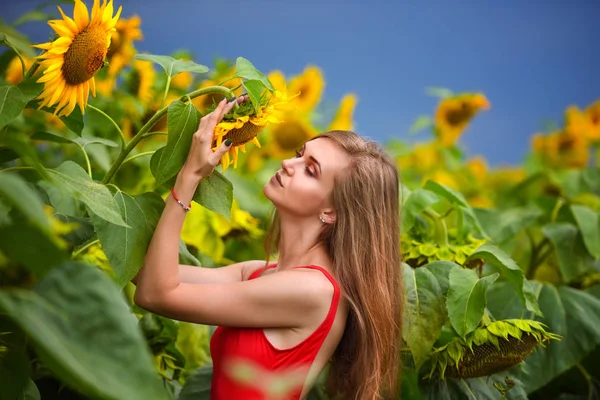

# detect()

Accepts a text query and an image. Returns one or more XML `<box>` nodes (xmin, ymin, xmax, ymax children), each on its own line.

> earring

<box><xmin>319</xmin><ymin>215</ymin><xmax>326</xmax><ymax>223</ymax></box>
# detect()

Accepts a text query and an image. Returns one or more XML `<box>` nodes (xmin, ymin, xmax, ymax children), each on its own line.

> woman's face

<box><xmin>264</xmin><ymin>137</ymin><xmax>351</xmax><ymax>218</ymax></box>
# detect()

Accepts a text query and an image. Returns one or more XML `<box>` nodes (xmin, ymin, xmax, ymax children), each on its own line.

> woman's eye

<box><xmin>295</xmin><ymin>149</ymin><xmax>302</xmax><ymax>158</ymax></box>
<box><xmin>305</xmin><ymin>166</ymin><xmax>315</xmax><ymax>177</ymax></box>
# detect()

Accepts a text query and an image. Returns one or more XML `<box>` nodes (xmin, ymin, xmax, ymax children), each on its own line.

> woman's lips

<box><xmin>275</xmin><ymin>172</ymin><xmax>283</xmax><ymax>187</ymax></box>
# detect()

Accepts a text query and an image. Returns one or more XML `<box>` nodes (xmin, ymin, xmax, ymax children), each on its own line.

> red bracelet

<box><xmin>170</xmin><ymin>187</ymin><xmax>191</xmax><ymax>212</ymax></box>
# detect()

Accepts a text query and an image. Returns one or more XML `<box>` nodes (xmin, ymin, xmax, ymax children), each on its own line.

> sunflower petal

<box><xmin>54</xmin><ymin>86</ymin><xmax>72</xmax><ymax>115</ymax></box>
<box><xmin>90</xmin><ymin>77</ymin><xmax>96</xmax><ymax>97</ymax></box>
<box><xmin>102</xmin><ymin>0</ymin><xmax>114</xmax><ymax>25</ymax></box>
<box><xmin>251</xmin><ymin>137</ymin><xmax>262</xmax><ymax>148</ymax></box>
<box><xmin>64</xmin><ymin>88</ymin><xmax>79</xmax><ymax>116</ymax></box>
<box><xmin>48</xmin><ymin>82</ymin><xmax>66</xmax><ymax>107</ymax></box>
<box><xmin>37</xmin><ymin>69</ymin><xmax>61</xmax><ymax>83</ymax></box>
<box><xmin>109</xmin><ymin>6</ymin><xmax>123</xmax><ymax>29</ymax></box>
<box><xmin>91</xmin><ymin>0</ymin><xmax>101</xmax><ymax>24</ymax></box>
<box><xmin>232</xmin><ymin>146</ymin><xmax>239</xmax><ymax>169</ymax></box>
<box><xmin>33</xmin><ymin>42</ymin><xmax>53</xmax><ymax>50</ymax></box>
<box><xmin>49</xmin><ymin>21</ymin><xmax>75</xmax><ymax>38</ymax></box>
<box><xmin>73</xmin><ymin>0</ymin><xmax>90</xmax><ymax>31</ymax></box>
<box><xmin>57</xmin><ymin>6</ymin><xmax>79</xmax><ymax>34</ymax></box>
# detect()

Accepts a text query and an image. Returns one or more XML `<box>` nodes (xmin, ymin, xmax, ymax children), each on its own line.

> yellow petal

<box><xmin>102</xmin><ymin>0</ymin><xmax>114</xmax><ymax>25</ymax></box>
<box><xmin>55</xmin><ymin>86</ymin><xmax>72</xmax><ymax>114</ymax></box>
<box><xmin>48</xmin><ymin>82</ymin><xmax>66</xmax><ymax>107</ymax></box>
<box><xmin>57</xmin><ymin>6</ymin><xmax>79</xmax><ymax>34</ymax></box>
<box><xmin>33</xmin><ymin>42</ymin><xmax>52</xmax><ymax>50</ymax></box>
<box><xmin>251</xmin><ymin>137</ymin><xmax>261</xmax><ymax>148</ymax></box>
<box><xmin>232</xmin><ymin>146</ymin><xmax>239</xmax><ymax>169</ymax></box>
<box><xmin>47</xmin><ymin>46</ymin><xmax>70</xmax><ymax>55</ymax></box>
<box><xmin>73</xmin><ymin>0</ymin><xmax>90</xmax><ymax>31</ymax></box>
<box><xmin>37</xmin><ymin>69</ymin><xmax>61</xmax><ymax>83</ymax></box>
<box><xmin>83</xmin><ymin>81</ymin><xmax>90</xmax><ymax>106</ymax></box>
<box><xmin>222</xmin><ymin>152</ymin><xmax>230</xmax><ymax>172</ymax></box>
<box><xmin>90</xmin><ymin>77</ymin><xmax>96</xmax><ymax>97</ymax></box>
<box><xmin>109</xmin><ymin>6</ymin><xmax>123</xmax><ymax>29</ymax></box>
<box><xmin>91</xmin><ymin>0</ymin><xmax>101</xmax><ymax>24</ymax></box>
<box><xmin>64</xmin><ymin>89</ymin><xmax>79</xmax><ymax>116</ymax></box>
<box><xmin>239</xmin><ymin>144</ymin><xmax>246</xmax><ymax>153</ymax></box>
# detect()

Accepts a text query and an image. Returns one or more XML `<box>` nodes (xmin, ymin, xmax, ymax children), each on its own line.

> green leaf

<box><xmin>35</xmin><ymin>106</ymin><xmax>84</xmax><ymax>136</ymax></box>
<box><xmin>0</xmin><ymin>85</ymin><xmax>27</xmax><ymax>128</ymax></box>
<box><xmin>409</xmin><ymin>115</ymin><xmax>433</xmax><ymax>135</ymax></box>
<box><xmin>17</xmin><ymin>77</ymin><xmax>42</xmax><ymax>102</ymax></box>
<box><xmin>486</xmin><ymin>282</ymin><xmax>537</xmax><ymax>320</ymax></box>
<box><xmin>402</xmin><ymin>263</ymin><xmax>446</xmax><ymax>370</ymax></box>
<box><xmin>242</xmin><ymin>79</ymin><xmax>264</xmax><ymax>114</ymax></box>
<box><xmin>425</xmin><ymin>87</ymin><xmax>454</xmax><ymax>99</ymax></box>
<box><xmin>0</xmin><ymin>132</ymin><xmax>50</xmax><ymax>180</ymax></box>
<box><xmin>570</xmin><ymin>205</ymin><xmax>600</xmax><ymax>259</ymax></box>
<box><xmin>0</xmin><ymin>207</ymin><xmax>67</xmax><ymax>277</ymax></box>
<box><xmin>423</xmin><ymin>180</ymin><xmax>485</xmax><ymax>236</ymax></box>
<box><xmin>0</xmin><ymin>171</ymin><xmax>49</xmax><ymax>232</ymax></box>
<box><xmin>13</xmin><ymin>10</ymin><xmax>55</xmax><ymax>26</ymax></box>
<box><xmin>446</xmin><ymin>267</ymin><xmax>498</xmax><ymax>338</ymax></box>
<box><xmin>233</xmin><ymin>57</ymin><xmax>274</xmax><ymax>92</ymax></box>
<box><xmin>0</xmin><ymin>21</ymin><xmax>35</xmax><ymax>57</ymax></box>
<box><xmin>542</xmin><ymin>223</ymin><xmax>596</xmax><ymax>283</ymax></box>
<box><xmin>135</xmin><ymin>54</ymin><xmax>208</xmax><ymax>78</ymax></box>
<box><xmin>512</xmin><ymin>284</ymin><xmax>600</xmax><ymax>393</ymax></box>
<box><xmin>0</xmin><ymin>316</ymin><xmax>30</xmax><ymax>400</ymax></box>
<box><xmin>90</xmin><ymin>191</ymin><xmax>164</xmax><ymax>288</ymax></box>
<box><xmin>179</xmin><ymin>239</ymin><xmax>201</xmax><ymax>266</ymax></box>
<box><xmin>474</xmin><ymin>206</ymin><xmax>541</xmax><ymax>244</ymax></box>
<box><xmin>47</xmin><ymin>161</ymin><xmax>128</xmax><ymax>227</ymax></box>
<box><xmin>31</xmin><ymin>131</ymin><xmax>73</xmax><ymax>144</ymax></box>
<box><xmin>73</xmin><ymin>135</ymin><xmax>120</xmax><ymax>148</ymax></box>
<box><xmin>401</xmin><ymin>189</ymin><xmax>439</xmax><ymax>232</ymax></box>
<box><xmin>193</xmin><ymin>170</ymin><xmax>233</xmax><ymax>220</ymax></box>
<box><xmin>0</xmin><ymin>261</ymin><xmax>170</xmax><ymax>400</ymax></box>
<box><xmin>423</xmin><ymin>260</ymin><xmax>459</xmax><ymax>296</ymax></box>
<box><xmin>468</xmin><ymin>243</ymin><xmax>541</xmax><ymax>315</ymax></box>
<box><xmin>178</xmin><ymin>365</ymin><xmax>212</xmax><ymax>400</ymax></box>
<box><xmin>154</xmin><ymin>100</ymin><xmax>201</xmax><ymax>187</ymax></box>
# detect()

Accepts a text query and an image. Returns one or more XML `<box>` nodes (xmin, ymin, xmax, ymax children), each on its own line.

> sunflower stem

<box><xmin>72</xmin><ymin>238</ymin><xmax>99</xmax><ymax>258</ymax></box>
<box><xmin>423</xmin><ymin>207</ymin><xmax>450</xmax><ymax>247</ymax></box>
<box><xmin>122</xmin><ymin>151</ymin><xmax>155</xmax><ymax>166</ymax></box>
<box><xmin>23</xmin><ymin>60</ymin><xmax>39</xmax><ymax>80</ymax></box>
<box><xmin>161</xmin><ymin>76</ymin><xmax>172</xmax><ymax>109</ymax></box>
<box><xmin>101</xmin><ymin>86</ymin><xmax>233</xmax><ymax>184</ymax></box>
<box><xmin>140</xmin><ymin>131</ymin><xmax>167</xmax><ymax>140</ymax></box>
<box><xmin>0</xmin><ymin>166</ymin><xmax>35</xmax><ymax>173</ymax></box>
<box><xmin>87</xmin><ymin>105</ymin><xmax>126</xmax><ymax>148</ymax></box>
<box><xmin>73</xmin><ymin>141</ymin><xmax>92</xmax><ymax>177</ymax></box>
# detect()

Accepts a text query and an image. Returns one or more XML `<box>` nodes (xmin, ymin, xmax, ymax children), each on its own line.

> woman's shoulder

<box><xmin>241</xmin><ymin>260</ymin><xmax>274</xmax><ymax>281</ymax></box>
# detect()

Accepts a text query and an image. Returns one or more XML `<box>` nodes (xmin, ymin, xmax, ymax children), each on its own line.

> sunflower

<box><xmin>213</xmin><ymin>90</ymin><xmax>293</xmax><ymax>171</ymax></box>
<box><xmin>434</xmin><ymin>93</ymin><xmax>490</xmax><ymax>147</ymax></box>
<box><xmin>267</xmin><ymin>113</ymin><xmax>317</xmax><ymax>158</ymax></box>
<box><xmin>5</xmin><ymin>55</ymin><xmax>34</xmax><ymax>85</ymax></box>
<box><xmin>192</xmin><ymin>66</ymin><xmax>241</xmax><ymax>111</ymax></box>
<box><xmin>328</xmin><ymin>94</ymin><xmax>358</xmax><ymax>131</ymax></box>
<box><xmin>288</xmin><ymin>65</ymin><xmax>324</xmax><ymax>114</ymax></box>
<box><xmin>33</xmin><ymin>0</ymin><xmax>122</xmax><ymax>117</ymax></box>
<box><xmin>584</xmin><ymin>100</ymin><xmax>600</xmax><ymax>141</ymax></box>
<box><xmin>267</xmin><ymin>70</ymin><xmax>287</xmax><ymax>92</ymax></box>
<box><xmin>532</xmin><ymin>130</ymin><xmax>589</xmax><ymax>169</ymax></box>
<box><xmin>465</xmin><ymin>156</ymin><xmax>488</xmax><ymax>182</ymax></box>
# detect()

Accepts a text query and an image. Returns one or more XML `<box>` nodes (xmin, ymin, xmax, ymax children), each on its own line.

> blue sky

<box><xmin>4</xmin><ymin>0</ymin><xmax>600</xmax><ymax>165</ymax></box>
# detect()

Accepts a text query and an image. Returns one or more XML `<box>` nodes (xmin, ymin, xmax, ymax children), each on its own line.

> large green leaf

<box><xmin>233</xmin><ymin>57</ymin><xmax>274</xmax><ymax>92</ymax></box>
<box><xmin>242</xmin><ymin>79</ymin><xmax>265</xmax><ymax>113</ymax></box>
<box><xmin>570</xmin><ymin>205</ymin><xmax>600</xmax><ymax>259</ymax></box>
<box><xmin>0</xmin><ymin>85</ymin><xmax>27</xmax><ymax>128</ymax></box>
<box><xmin>0</xmin><ymin>171</ymin><xmax>49</xmax><ymax>232</ymax></box>
<box><xmin>35</xmin><ymin>106</ymin><xmax>84</xmax><ymax>136</ymax></box>
<box><xmin>401</xmin><ymin>189</ymin><xmax>440</xmax><ymax>232</ymax></box>
<box><xmin>47</xmin><ymin>161</ymin><xmax>128</xmax><ymax>227</ymax></box>
<box><xmin>135</xmin><ymin>54</ymin><xmax>208</xmax><ymax>77</ymax></box>
<box><xmin>193</xmin><ymin>170</ymin><xmax>233</xmax><ymax>220</ymax></box>
<box><xmin>511</xmin><ymin>284</ymin><xmax>600</xmax><ymax>393</ymax></box>
<box><xmin>178</xmin><ymin>365</ymin><xmax>212</xmax><ymax>400</ymax></box>
<box><xmin>154</xmin><ymin>100</ymin><xmax>201</xmax><ymax>187</ymax></box>
<box><xmin>90</xmin><ymin>191</ymin><xmax>165</xmax><ymax>288</ymax></box>
<box><xmin>0</xmin><ymin>261</ymin><xmax>170</xmax><ymax>400</ymax></box>
<box><xmin>446</xmin><ymin>267</ymin><xmax>498</xmax><ymax>338</ymax></box>
<box><xmin>467</xmin><ymin>243</ymin><xmax>541</xmax><ymax>315</ymax></box>
<box><xmin>474</xmin><ymin>206</ymin><xmax>541</xmax><ymax>245</ymax></box>
<box><xmin>423</xmin><ymin>180</ymin><xmax>485</xmax><ymax>236</ymax></box>
<box><xmin>16</xmin><ymin>77</ymin><xmax>43</xmax><ymax>101</ymax></box>
<box><xmin>486</xmin><ymin>282</ymin><xmax>538</xmax><ymax>321</ymax></box>
<box><xmin>423</xmin><ymin>260</ymin><xmax>459</xmax><ymax>296</ymax></box>
<box><xmin>0</xmin><ymin>206</ymin><xmax>67</xmax><ymax>277</ymax></box>
<box><xmin>542</xmin><ymin>223</ymin><xmax>596</xmax><ymax>283</ymax></box>
<box><xmin>1</xmin><ymin>131</ymin><xmax>51</xmax><ymax>180</ymax></box>
<box><xmin>420</xmin><ymin>373</ymin><xmax>527</xmax><ymax>400</ymax></box>
<box><xmin>0</xmin><ymin>317</ymin><xmax>30</xmax><ymax>400</ymax></box>
<box><xmin>402</xmin><ymin>263</ymin><xmax>447</xmax><ymax>369</ymax></box>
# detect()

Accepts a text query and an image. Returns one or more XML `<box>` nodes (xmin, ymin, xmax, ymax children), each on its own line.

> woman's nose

<box><xmin>281</xmin><ymin>158</ymin><xmax>295</xmax><ymax>175</ymax></box>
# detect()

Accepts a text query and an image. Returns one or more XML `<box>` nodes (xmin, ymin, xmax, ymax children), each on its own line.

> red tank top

<box><xmin>209</xmin><ymin>264</ymin><xmax>341</xmax><ymax>400</ymax></box>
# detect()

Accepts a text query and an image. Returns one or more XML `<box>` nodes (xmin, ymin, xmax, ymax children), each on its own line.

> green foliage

<box><xmin>135</xmin><ymin>54</ymin><xmax>209</xmax><ymax>78</ymax></box>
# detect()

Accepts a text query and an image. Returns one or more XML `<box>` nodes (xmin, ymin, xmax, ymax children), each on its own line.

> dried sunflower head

<box><xmin>428</xmin><ymin>319</ymin><xmax>561</xmax><ymax>379</ymax></box>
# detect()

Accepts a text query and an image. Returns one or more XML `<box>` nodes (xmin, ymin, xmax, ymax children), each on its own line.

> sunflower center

<box><xmin>272</xmin><ymin>121</ymin><xmax>309</xmax><ymax>151</ymax></box>
<box><xmin>222</xmin><ymin>122</ymin><xmax>265</xmax><ymax>146</ymax></box>
<box><xmin>62</xmin><ymin>25</ymin><xmax>108</xmax><ymax>85</ymax></box>
<box><xmin>445</xmin><ymin>102</ymin><xmax>476</xmax><ymax>127</ymax></box>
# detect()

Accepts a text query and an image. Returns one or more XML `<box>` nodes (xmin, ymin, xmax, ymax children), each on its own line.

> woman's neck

<box><xmin>275</xmin><ymin>216</ymin><xmax>330</xmax><ymax>271</ymax></box>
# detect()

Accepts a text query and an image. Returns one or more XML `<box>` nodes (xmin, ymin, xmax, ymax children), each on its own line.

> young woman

<box><xmin>133</xmin><ymin>96</ymin><xmax>402</xmax><ymax>399</ymax></box>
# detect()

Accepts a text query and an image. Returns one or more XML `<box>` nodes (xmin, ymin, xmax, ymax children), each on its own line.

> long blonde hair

<box><xmin>264</xmin><ymin>130</ymin><xmax>403</xmax><ymax>399</ymax></box>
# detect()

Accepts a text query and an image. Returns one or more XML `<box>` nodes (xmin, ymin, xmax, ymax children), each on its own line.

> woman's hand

<box><xmin>180</xmin><ymin>95</ymin><xmax>248</xmax><ymax>180</ymax></box>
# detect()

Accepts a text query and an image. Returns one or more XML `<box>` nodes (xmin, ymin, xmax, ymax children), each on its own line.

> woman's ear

<box><xmin>323</xmin><ymin>209</ymin><xmax>336</xmax><ymax>224</ymax></box>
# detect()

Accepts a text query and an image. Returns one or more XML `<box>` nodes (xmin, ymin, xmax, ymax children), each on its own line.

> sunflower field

<box><xmin>1</xmin><ymin>1</ymin><xmax>599</xmax><ymax>399</ymax></box>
